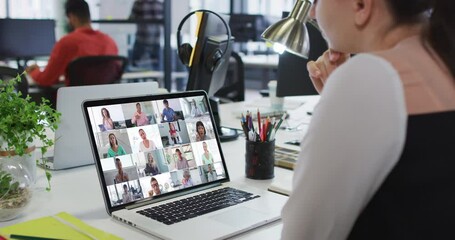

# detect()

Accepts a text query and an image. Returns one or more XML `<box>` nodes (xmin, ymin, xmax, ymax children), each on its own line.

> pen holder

<box><xmin>245</xmin><ymin>140</ymin><xmax>275</xmax><ymax>180</ymax></box>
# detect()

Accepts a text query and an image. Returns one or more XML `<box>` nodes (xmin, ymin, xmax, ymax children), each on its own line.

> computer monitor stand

<box><xmin>210</xmin><ymin>97</ymin><xmax>239</xmax><ymax>142</ymax></box>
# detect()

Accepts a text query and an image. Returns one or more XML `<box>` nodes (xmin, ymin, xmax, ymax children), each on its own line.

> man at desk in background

<box><xmin>129</xmin><ymin>0</ymin><xmax>164</xmax><ymax>70</ymax></box>
<box><xmin>26</xmin><ymin>0</ymin><xmax>118</xmax><ymax>86</ymax></box>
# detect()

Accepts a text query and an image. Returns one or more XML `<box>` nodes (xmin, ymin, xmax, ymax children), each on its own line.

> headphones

<box><xmin>176</xmin><ymin>9</ymin><xmax>232</xmax><ymax>73</ymax></box>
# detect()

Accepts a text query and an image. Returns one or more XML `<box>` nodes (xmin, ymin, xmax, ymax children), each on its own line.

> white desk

<box><xmin>0</xmin><ymin>96</ymin><xmax>320</xmax><ymax>240</ymax></box>
<box><xmin>122</xmin><ymin>71</ymin><xmax>188</xmax><ymax>81</ymax></box>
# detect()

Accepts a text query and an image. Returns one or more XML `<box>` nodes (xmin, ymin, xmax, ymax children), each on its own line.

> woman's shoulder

<box><xmin>320</xmin><ymin>53</ymin><xmax>406</xmax><ymax>121</ymax></box>
<box><xmin>327</xmin><ymin>53</ymin><xmax>401</xmax><ymax>92</ymax></box>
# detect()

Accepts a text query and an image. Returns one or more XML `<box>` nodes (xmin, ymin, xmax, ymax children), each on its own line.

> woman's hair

<box><xmin>387</xmin><ymin>0</ymin><xmax>454</xmax><ymax>78</ymax></box>
<box><xmin>150</xmin><ymin>177</ymin><xmax>158</xmax><ymax>184</ymax></box>
<box><xmin>196</xmin><ymin>121</ymin><xmax>206</xmax><ymax>135</ymax></box>
<box><xmin>101</xmin><ymin>107</ymin><xmax>111</xmax><ymax>118</ymax></box>
<box><xmin>108</xmin><ymin>133</ymin><xmax>118</xmax><ymax>147</ymax></box>
<box><xmin>147</xmin><ymin>152</ymin><xmax>156</xmax><ymax>166</ymax></box>
<box><xmin>138</xmin><ymin>128</ymin><xmax>145</xmax><ymax>135</ymax></box>
<box><xmin>183</xmin><ymin>170</ymin><xmax>191</xmax><ymax>178</ymax></box>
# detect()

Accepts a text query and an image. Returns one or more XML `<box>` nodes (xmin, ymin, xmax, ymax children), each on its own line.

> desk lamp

<box><xmin>261</xmin><ymin>0</ymin><xmax>314</xmax><ymax>58</ymax></box>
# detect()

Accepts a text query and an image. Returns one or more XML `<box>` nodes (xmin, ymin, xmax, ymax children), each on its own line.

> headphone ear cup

<box><xmin>178</xmin><ymin>43</ymin><xmax>193</xmax><ymax>66</ymax></box>
<box><xmin>205</xmin><ymin>48</ymin><xmax>223</xmax><ymax>72</ymax></box>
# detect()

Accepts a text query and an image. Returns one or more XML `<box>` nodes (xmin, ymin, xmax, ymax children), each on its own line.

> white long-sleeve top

<box><xmin>281</xmin><ymin>35</ymin><xmax>455</xmax><ymax>239</ymax></box>
<box><xmin>281</xmin><ymin>54</ymin><xmax>408</xmax><ymax>239</ymax></box>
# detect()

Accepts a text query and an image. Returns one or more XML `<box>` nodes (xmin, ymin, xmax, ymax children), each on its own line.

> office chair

<box><xmin>214</xmin><ymin>51</ymin><xmax>245</xmax><ymax>103</ymax></box>
<box><xmin>66</xmin><ymin>55</ymin><xmax>128</xmax><ymax>86</ymax></box>
<box><xmin>0</xmin><ymin>66</ymin><xmax>28</xmax><ymax>97</ymax></box>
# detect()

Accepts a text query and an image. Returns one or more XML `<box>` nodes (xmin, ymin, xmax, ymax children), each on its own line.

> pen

<box><xmin>266</xmin><ymin>121</ymin><xmax>274</xmax><ymax>141</ymax></box>
<box><xmin>240</xmin><ymin>121</ymin><xmax>249</xmax><ymax>140</ymax></box>
<box><xmin>257</xmin><ymin>109</ymin><xmax>262</xmax><ymax>141</ymax></box>
<box><xmin>274</xmin><ymin>113</ymin><xmax>286</xmax><ymax>131</ymax></box>
<box><xmin>270</xmin><ymin>113</ymin><xmax>287</xmax><ymax>141</ymax></box>
<box><xmin>8</xmin><ymin>234</ymin><xmax>62</xmax><ymax>240</ymax></box>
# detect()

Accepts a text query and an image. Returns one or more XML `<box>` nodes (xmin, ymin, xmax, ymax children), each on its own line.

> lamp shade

<box><xmin>261</xmin><ymin>0</ymin><xmax>312</xmax><ymax>58</ymax></box>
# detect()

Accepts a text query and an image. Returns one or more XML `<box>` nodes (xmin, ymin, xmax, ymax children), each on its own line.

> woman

<box><xmin>101</xmin><ymin>108</ymin><xmax>114</xmax><ymax>131</ymax></box>
<box><xmin>281</xmin><ymin>1</ymin><xmax>455</xmax><ymax>239</ymax></box>
<box><xmin>206</xmin><ymin>164</ymin><xmax>217</xmax><ymax>182</ymax></box>
<box><xmin>107</xmin><ymin>133</ymin><xmax>126</xmax><ymax>157</ymax></box>
<box><xmin>195</xmin><ymin>121</ymin><xmax>209</xmax><ymax>141</ymax></box>
<box><xmin>175</xmin><ymin>148</ymin><xmax>189</xmax><ymax>170</ymax></box>
<box><xmin>138</xmin><ymin>128</ymin><xmax>157</xmax><ymax>152</ymax></box>
<box><xmin>114</xmin><ymin>158</ymin><xmax>129</xmax><ymax>183</ymax></box>
<box><xmin>201</xmin><ymin>141</ymin><xmax>213</xmax><ymax>165</ymax></box>
<box><xmin>147</xmin><ymin>177</ymin><xmax>161</xmax><ymax>197</ymax></box>
<box><xmin>168</xmin><ymin>122</ymin><xmax>180</xmax><ymax>144</ymax></box>
<box><xmin>122</xmin><ymin>184</ymin><xmax>132</xmax><ymax>203</ymax></box>
<box><xmin>144</xmin><ymin>152</ymin><xmax>160</xmax><ymax>176</ymax></box>
<box><xmin>190</xmin><ymin>99</ymin><xmax>203</xmax><ymax>117</ymax></box>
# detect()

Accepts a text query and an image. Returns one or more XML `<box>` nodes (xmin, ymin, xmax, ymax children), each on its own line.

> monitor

<box><xmin>186</xmin><ymin>12</ymin><xmax>231</xmax><ymax>96</ymax></box>
<box><xmin>276</xmin><ymin>13</ymin><xmax>328</xmax><ymax>97</ymax></box>
<box><xmin>184</xmin><ymin>11</ymin><xmax>238</xmax><ymax>141</ymax></box>
<box><xmin>228</xmin><ymin>14</ymin><xmax>266</xmax><ymax>42</ymax></box>
<box><xmin>187</xmin><ymin>35</ymin><xmax>233</xmax><ymax>97</ymax></box>
<box><xmin>0</xmin><ymin>19</ymin><xmax>56</xmax><ymax>59</ymax></box>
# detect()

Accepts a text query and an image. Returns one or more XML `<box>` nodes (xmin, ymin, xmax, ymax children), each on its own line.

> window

<box><xmin>7</xmin><ymin>0</ymin><xmax>55</xmax><ymax>19</ymax></box>
<box><xmin>189</xmin><ymin>0</ymin><xmax>295</xmax><ymax>17</ymax></box>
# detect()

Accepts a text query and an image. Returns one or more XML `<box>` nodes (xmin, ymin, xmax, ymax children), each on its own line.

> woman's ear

<box><xmin>353</xmin><ymin>0</ymin><xmax>372</xmax><ymax>27</ymax></box>
<box><xmin>309</xmin><ymin>0</ymin><xmax>317</xmax><ymax>19</ymax></box>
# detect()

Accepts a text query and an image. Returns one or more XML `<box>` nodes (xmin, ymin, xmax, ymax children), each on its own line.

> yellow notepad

<box><xmin>0</xmin><ymin>212</ymin><xmax>122</xmax><ymax>240</ymax></box>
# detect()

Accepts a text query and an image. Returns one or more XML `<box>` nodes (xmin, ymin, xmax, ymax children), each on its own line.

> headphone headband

<box><xmin>176</xmin><ymin>9</ymin><xmax>232</xmax><ymax>62</ymax></box>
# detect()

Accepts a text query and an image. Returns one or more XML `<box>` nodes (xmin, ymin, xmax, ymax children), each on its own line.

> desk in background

<box><xmin>0</xmin><ymin>96</ymin><xmax>319</xmax><ymax>239</ymax></box>
<box><xmin>240</xmin><ymin>54</ymin><xmax>279</xmax><ymax>89</ymax></box>
<box><xmin>121</xmin><ymin>70</ymin><xmax>188</xmax><ymax>89</ymax></box>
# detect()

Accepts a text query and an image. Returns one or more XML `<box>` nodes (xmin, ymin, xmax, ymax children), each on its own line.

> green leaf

<box><xmin>1</xmin><ymin>73</ymin><xmax>60</xmax><ymax>193</ymax></box>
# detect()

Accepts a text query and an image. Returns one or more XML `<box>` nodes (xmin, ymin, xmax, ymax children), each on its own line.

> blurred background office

<box><xmin>0</xmin><ymin>0</ymin><xmax>318</xmax><ymax>98</ymax></box>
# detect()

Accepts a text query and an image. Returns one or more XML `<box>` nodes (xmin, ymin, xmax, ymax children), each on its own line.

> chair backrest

<box><xmin>0</xmin><ymin>66</ymin><xmax>28</xmax><ymax>96</ymax></box>
<box><xmin>214</xmin><ymin>51</ymin><xmax>245</xmax><ymax>103</ymax></box>
<box><xmin>66</xmin><ymin>55</ymin><xmax>128</xmax><ymax>86</ymax></box>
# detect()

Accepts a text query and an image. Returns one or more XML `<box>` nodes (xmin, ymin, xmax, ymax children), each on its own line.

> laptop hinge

<box><xmin>125</xmin><ymin>182</ymin><xmax>222</xmax><ymax>210</ymax></box>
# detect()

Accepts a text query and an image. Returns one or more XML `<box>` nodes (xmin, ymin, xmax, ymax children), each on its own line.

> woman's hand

<box><xmin>307</xmin><ymin>49</ymin><xmax>350</xmax><ymax>93</ymax></box>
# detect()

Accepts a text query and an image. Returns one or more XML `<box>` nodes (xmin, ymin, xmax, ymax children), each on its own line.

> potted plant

<box><xmin>0</xmin><ymin>74</ymin><xmax>60</xmax><ymax>220</ymax></box>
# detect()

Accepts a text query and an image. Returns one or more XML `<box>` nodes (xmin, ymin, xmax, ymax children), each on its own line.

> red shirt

<box><xmin>30</xmin><ymin>27</ymin><xmax>118</xmax><ymax>86</ymax></box>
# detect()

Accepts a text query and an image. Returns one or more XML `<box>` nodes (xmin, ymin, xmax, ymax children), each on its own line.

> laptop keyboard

<box><xmin>137</xmin><ymin>187</ymin><xmax>260</xmax><ymax>225</ymax></box>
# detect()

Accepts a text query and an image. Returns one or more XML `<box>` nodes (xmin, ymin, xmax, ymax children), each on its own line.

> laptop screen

<box><xmin>82</xmin><ymin>91</ymin><xmax>229</xmax><ymax>211</ymax></box>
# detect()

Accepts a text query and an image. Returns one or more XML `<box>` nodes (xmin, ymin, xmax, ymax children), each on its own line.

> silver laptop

<box><xmin>45</xmin><ymin>82</ymin><xmax>159</xmax><ymax>170</ymax></box>
<box><xmin>82</xmin><ymin>90</ymin><xmax>288</xmax><ymax>240</ymax></box>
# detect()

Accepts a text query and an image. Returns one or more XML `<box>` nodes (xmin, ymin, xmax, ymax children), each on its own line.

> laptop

<box><xmin>44</xmin><ymin>82</ymin><xmax>160</xmax><ymax>170</ymax></box>
<box><xmin>82</xmin><ymin>90</ymin><xmax>288</xmax><ymax>240</ymax></box>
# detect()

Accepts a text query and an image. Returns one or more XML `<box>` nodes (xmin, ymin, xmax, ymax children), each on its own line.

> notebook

<box><xmin>43</xmin><ymin>82</ymin><xmax>160</xmax><ymax>170</ymax></box>
<box><xmin>82</xmin><ymin>90</ymin><xmax>288</xmax><ymax>240</ymax></box>
<box><xmin>0</xmin><ymin>212</ymin><xmax>122</xmax><ymax>240</ymax></box>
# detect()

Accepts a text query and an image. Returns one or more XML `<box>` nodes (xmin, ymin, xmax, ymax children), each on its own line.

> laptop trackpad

<box><xmin>210</xmin><ymin>207</ymin><xmax>267</xmax><ymax>228</ymax></box>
